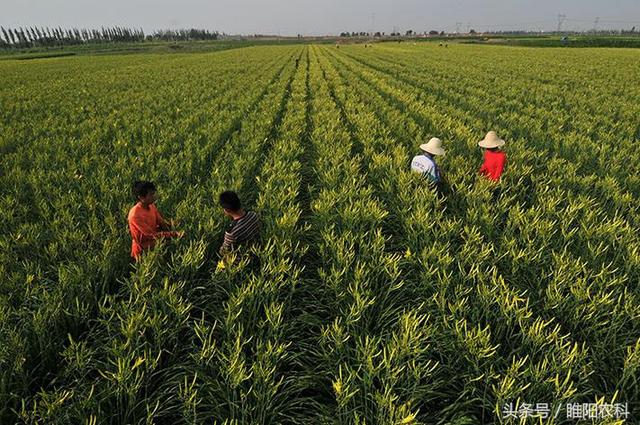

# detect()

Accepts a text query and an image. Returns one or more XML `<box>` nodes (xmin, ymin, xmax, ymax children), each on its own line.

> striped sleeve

<box><xmin>219</xmin><ymin>230</ymin><xmax>236</xmax><ymax>254</ymax></box>
<box><xmin>219</xmin><ymin>211</ymin><xmax>261</xmax><ymax>254</ymax></box>
<box><xmin>233</xmin><ymin>212</ymin><xmax>261</xmax><ymax>243</ymax></box>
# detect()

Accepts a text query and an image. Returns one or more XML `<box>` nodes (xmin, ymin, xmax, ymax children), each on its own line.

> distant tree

<box><xmin>27</xmin><ymin>27</ymin><xmax>37</xmax><ymax>44</ymax></box>
<box><xmin>429</xmin><ymin>30</ymin><xmax>439</xmax><ymax>35</ymax></box>
<box><xmin>1</xmin><ymin>27</ymin><xmax>10</xmax><ymax>46</ymax></box>
<box><xmin>469</xmin><ymin>29</ymin><xmax>476</xmax><ymax>34</ymax></box>
<box><xmin>18</xmin><ymin>27</ymin><xmax>29</xmax><ymax>46</ymax></box>
<box><xmin>0</xmin><ymin>24</ymin><xmax>217</xmax><ymax>48</ymax></box>
<box><xmin>151</xmin><ymin>28</ymin><xmax>218</xmax><ymax>42</ymax></box>
<box><xmin>8</xmin><ymin>28</ymin><xmax>18</xmax><ymax>45</ymax></box>
<box><xmin>440</xmin><ymin>31</ymin><xmax>445</xmax><ymax>36</ymax></box>
<box><xmin>406</xmin><ymin>29</ymin><xmax>414</xmax><ymax>36</ymax></box>
<box><xmin>18</xmin><ymin>27</ymin><xmax>27</xmax><ymax>44</ymax></box>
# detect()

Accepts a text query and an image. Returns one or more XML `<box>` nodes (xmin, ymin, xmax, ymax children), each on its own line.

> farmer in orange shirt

<box><xmin>127</xmin><ymin>181</ymin><xmax>183</xmax><ymax>261</ymax></box>
<box><xmin>478</xmin><ymin>131</ymin><xmax>507</xmax><ymax>181</ymax></box>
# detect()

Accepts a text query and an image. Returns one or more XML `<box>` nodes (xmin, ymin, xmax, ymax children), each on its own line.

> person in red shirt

<box><xmin>127</xmin><ymin>181</ymin><xmax>184</xmax><ymax>261</ymax></box>
<box><xmin>478</xmin><ymin>131</ymin><xmax>507</xmax><ymax>181</ymax></box>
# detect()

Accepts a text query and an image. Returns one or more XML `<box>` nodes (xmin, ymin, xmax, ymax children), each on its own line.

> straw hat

<box><xmin>419</xmin><ymin>137</ymin><xmax>445</xmax><ymax>156</ymax></box>
<box><xmin>478</xmin><ymin>131</ymin><xmax>505</xmax><ymax>149</ymax></box>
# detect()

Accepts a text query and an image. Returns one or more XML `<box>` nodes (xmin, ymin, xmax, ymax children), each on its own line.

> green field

<box><xmin>1</xmin><ymin>43</ymin><xmax>639</xmax><ymax>424</ymax></box>
<box><xmin>458</xmin><ymin>35</ymin><xmax>640</xmax><ymax>48</ymax></box>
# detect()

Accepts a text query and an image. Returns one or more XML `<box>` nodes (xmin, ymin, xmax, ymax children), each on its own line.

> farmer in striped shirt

<box><xmin>219</xmin><ymin>191</ymin><xmax>261</xmax><ymax>255</ymax></box>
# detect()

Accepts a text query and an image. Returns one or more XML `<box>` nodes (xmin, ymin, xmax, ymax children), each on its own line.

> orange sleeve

<box><xmin>129</xmin><ymin>213</ymin><xmax>158</xmax><ymax>246</ymax></box>
<box><xmin>129</xmin><ymin>218</ymin><xmax>179</xmax><ymax>248</ymax></box>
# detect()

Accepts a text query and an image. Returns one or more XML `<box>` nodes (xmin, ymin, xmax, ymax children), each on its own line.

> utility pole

<box><xmin>466</xmin><ymin>22</ymin><xmax>471</xmax><ymax>33</ymax></box>
<box><xmin>557</xmin><ymin>14</ymin><xmax>566</xmax><ymax>33</ymax></box>
<box><xmin>455</xmin><ymin>22</ymin><xmax>462</xmax><ymax>33</ymax></box>
<box><xmin>370</xmin><ymin>12</ymin><xmax>375</xmax><ymax>35</ymax></box>
<box><xmin>593</xmin><ymin>17</ymin><xmax>600</xmax><ymax>32</ymax></box>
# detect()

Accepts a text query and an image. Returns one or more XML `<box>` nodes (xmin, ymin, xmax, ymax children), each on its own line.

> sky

<box><xmin>1</xmin><ymin>0</ymin><xmax>639</xmax><ymax>36</ymax></box>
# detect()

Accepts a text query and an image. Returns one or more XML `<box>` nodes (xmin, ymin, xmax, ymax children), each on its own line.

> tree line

<box><xmin>339</xmin><ymin>30</ymin><xmax>447</xmax><ymax>37</ymax></box>
<box><xmin>0</xmin><ymin>26</ymin><xmax>220</xmax><ymax>49</ymax></box>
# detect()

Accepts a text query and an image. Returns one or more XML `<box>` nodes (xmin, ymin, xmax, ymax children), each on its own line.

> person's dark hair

<box><xmin>132</xmin><ymin>181</ymin><xmax>156</xmax><ymax>200</ymax></box>
<box><xmin>219</xmin><ymin>191</ymin><xmax>241</xmax><ymax>211</ymax></box>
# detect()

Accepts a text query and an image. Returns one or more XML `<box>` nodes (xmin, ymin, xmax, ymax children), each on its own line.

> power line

<box><xmin>566</xmin><ymin>18</ymin><xmax>640</xmax><ymax>23</ymax></box>
<box><xmin>454</xmin><ymin>16</ymin><xmax>640</xmax><ymax>32</ymax></box>
<box><xmin>473</xmin><ymin>20</ymin><xmax>557</xmax><ymax>29</ymax></box>
<box><xmin>601</xmin><ymin>19</ymin><xmax>640</xmax><ymax>23</ymax></box>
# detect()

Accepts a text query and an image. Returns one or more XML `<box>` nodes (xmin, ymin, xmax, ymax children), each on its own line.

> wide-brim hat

<box><xmin>478</xmin><ymin>131</ymin><xmax>505</xmax><ymax>148</ymax></box>
<box><xmin>419</xmin><ymin>137</ymin><xmax>445</xmax><ymax>156</ymax></box>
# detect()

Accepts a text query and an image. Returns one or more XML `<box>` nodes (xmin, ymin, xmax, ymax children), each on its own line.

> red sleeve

<box><xmin>479</xmin><ymin>154</ymin><xmax>489</xmax><ymax>176</ymax></box>
<box><xmin>491</xmin><ymin>154</ymin><xmax>506</xmax><ymax>180</ymax></box>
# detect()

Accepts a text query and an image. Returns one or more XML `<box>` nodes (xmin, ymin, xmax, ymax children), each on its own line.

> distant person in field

<box><xmin>478</xmin><ymin>131</ymin><xmax>507</xmax><ymax>181</ymax></box>
<box><xmin>128</xmin><ymin>181</ymin><xmax>184</xmax><ymax>261</ymax></box>
<box><xmin>411</xmin><ymin>137</ymin><xmax>446</xmax><ymax>190</ymax></box>
<box><xmin>218</xmin><ymin>191</ymin><xmax>261</xmax><ymax>255</ymax></box>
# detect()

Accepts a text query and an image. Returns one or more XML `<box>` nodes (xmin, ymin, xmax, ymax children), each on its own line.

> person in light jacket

<box><xmin>411</xmin><ymin>137</ymin><xmax>446</xmax><ymax>186</ymax></box>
